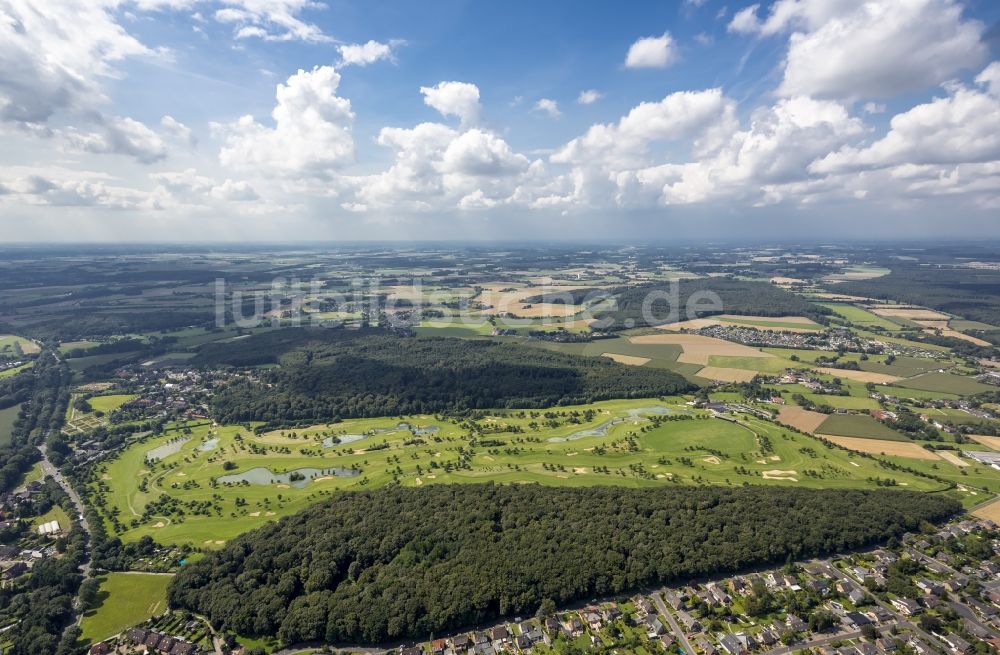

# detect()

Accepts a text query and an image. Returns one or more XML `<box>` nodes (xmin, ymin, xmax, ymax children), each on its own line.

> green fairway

<box><xmin>892</xmin><ymin>372</ymin><xmax>995</xmax><ymax>396</ymax></box>
<box><xmin>816</xmin><ymin>413</ymin><xmax>909</xmax><ymax>441</ymax></box>
<box><xmin>80</xmin><ymin>573</ymin><xmax>172</xmax><ymax>643</ymax></box>
<box><xmin>88</xmin><ymin>398</ymin><xmax>949</xmax><ymax>548</ymax></box>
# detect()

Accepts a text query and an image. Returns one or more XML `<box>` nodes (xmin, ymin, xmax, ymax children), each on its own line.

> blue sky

<box><xmin>1</xmin><ymin>0</ymin><xmax>999</xmax><ymax>241</ymax></box>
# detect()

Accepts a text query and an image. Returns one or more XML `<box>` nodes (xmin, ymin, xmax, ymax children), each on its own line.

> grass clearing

<box><xmin>812</xmin><ymin>368</ymin><xmax>902</xmax><ymax>384</ymax></box>
<box><xmin>80</xmin><ymin>573</ymin><xmax>172</xmax><ymax>643</ymax></box>
<box><xmin>0</xmin><ymin>403</ymin><xmax>21</xmax><ymax>447</ymax></box>
<box><xmin>88</xmin><ymin>394</ymin><xmax>136</xmax><ymax>414</ymax></box>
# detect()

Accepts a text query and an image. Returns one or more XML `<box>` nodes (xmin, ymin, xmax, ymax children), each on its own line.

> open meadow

<box><xmin>79</xmin><ymin>573</ymin><xmax>172</xmax><ymax>643</ymax></box>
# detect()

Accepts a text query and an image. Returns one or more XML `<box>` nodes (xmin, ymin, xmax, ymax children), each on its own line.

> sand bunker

<box><xmin>762</xmin><ymin>470</ymin><xmax>798</xmax><ymax>481</ymax></box>
<box><xmin>249</xmin><ymin>511</ymin><xmax>261</xmax><ymax>517</ymax></box>
<box><xmin>702</xmin><ymin>456</ymin><xmax>721</xmax><ymax>465</ymax></box>
<box><xmin>152</xmin><ymin>521</ymin><xmax>165</xmax><ymax>528</ymax></box>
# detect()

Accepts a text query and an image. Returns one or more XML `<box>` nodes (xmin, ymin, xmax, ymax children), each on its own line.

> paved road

<box><xmin>761</xmin><ymin>628</ymin><xmax>863</xmax><ymax>655</ymax></box>
<box><xmin>651</xmin><ymin>593</ymin><xmax>696</xmax><ymax>655</ymax></box>
<box><xmin>814</xmin><ymin>559</ymin><xmax>941</xmax><ymax>647</ymax></box>
<box><xmin>37</xmin><ymin>444</ymin><xmax>93</xmax><ymax>579</ymax></box>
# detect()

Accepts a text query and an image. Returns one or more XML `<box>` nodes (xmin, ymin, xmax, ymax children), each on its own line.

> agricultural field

<box><xmin>815</xmin><ymin>413</ymin><xmax>909</xmax><ymax>441</ymax></box>
<box><xmin>0</xmin><ymin>334</ymin><xmax>39</xmax><ymax>354</ymax></box>
<box><xmin>816</xmin><ymin>303</ymin><xmax>900</xmax><ymax>330</ymax></box>
<box><xmin>88</xmin><ymin>394</ymin><xmax>137</xmax><ymax>414</ymax></box>
<box><xmin>88</xmin><ymin>398</ymin><xmax>951</xmax><ymax>548</ymax></box>
<box><xmin>79</xmin><ymin>573</ymin><xmax>172</xmax><ymax>643</ymax></box>
<box><xmin>892</xmin><ymin>371</ymin><xmax>996</xmax><ymax>396</ymax></box>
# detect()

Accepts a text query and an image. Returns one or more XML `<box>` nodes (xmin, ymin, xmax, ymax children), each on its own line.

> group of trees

<box><xmin>198</xmin><ymin>329</ymin><xmax>694</xmax><ymax>425</ymax></box>
<box><xmin>169</xmin><ymin>483</ymin><xmax>958</xmax><ymax>645</ymax></box>
<box><xmin>594</xmin><ymin>278</ymin><xmax>832</xmax><ymax>329</ymax></box>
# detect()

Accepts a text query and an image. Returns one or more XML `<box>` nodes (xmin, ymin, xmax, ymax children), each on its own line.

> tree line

<box><xmin>197</xmin><ymin>329</ymin><xmax>694</xmax><ymax>425</ymax></box>
<box><xmin>169</xmin><ymin>483</ymin><xmax>958</xmax><ymax>645</ymax></box>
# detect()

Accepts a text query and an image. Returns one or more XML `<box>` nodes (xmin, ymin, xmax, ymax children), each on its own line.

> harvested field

<box><xmin>601</xmin><ymin>352</ymin><xmax>650</xmax><ymax>366</ymax></box>
<box><xmin>657</xmin><ymin>318</ymin><xmax>723</xmax><ymax>331</ymax></box>
<box><xmin>819</xmin><ymin>435</ymin><xmax>941</xmax><ymax>460</ymax></box>
<box><xmin>923</xmin><ymin>328</ymin><xmax>991</xmax><ymax>347</ymax></box>
<box><xmin>629</xmin><ymin>333</ymin><xmax>773</xmax><ymax>366</ymax></box>
<box><xmin>719</xmin><ymin>314</ymin><xmax>817</xmax><ymax>325</ymax></box>
<box><xmin>777</xmin><ymin>406</ymin><xmax>829</xmax><ymax>434</ymax></box>
<box><xmin>871</xmin><ymin>307</ymin><xmax>950</xmax><ymax>320</ymax></box>
<box><xmin>696</xmin><ymin>366</ymin><xmax>758</xmax><ymax>383</ymax></box>
<box><xmin>914</xmin><ymin>320</ymin><xmax>949</xmax><ymax>330</ymax></box>
<box><xmin>936</xmin><ymin>451</ymin><xmax>969</xmax><ymax>467</ymax></box>
<box><xmin>973</xmin><ymin>498</ymin><xmax>1000</xmax><ymax>523</ymax></box>
<box><xmin>970</xmin><ymin>435</ymin><xmax>1000</xmax><ymax>451</ymax></box>
<box><xmin>813</xmin><ymin>367</ymin><xmax>902</xmax><ymax>384</ymax></box>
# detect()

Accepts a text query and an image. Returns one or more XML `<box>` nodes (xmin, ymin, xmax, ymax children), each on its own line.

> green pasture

<box><xmin>892</xmin><ymin>372</ymin><xmax>995</xmax><ymax>396</ymax></box>
<box><xmin>816</xmin><ymin>414</ymin><xmax>909</xmax><ymax>441</ymax></box>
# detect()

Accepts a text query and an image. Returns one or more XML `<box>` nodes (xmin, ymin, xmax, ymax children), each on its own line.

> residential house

<box><xmin>891</xmin><ymin>598</ymin><xmax>922</xmax><ymax>616</ymax></box>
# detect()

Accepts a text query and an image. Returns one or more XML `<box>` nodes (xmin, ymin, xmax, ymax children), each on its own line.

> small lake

<box><xmin>546</xmin><ymin>407</ymin><xmax>682</xmax><ymax>442</ymax></box>
<box><xmin>146</xmin><ymin>437</ymin><xmax>191</xmax><ymax>461</ymax></box>
<box><xmin>321</xmin><ymin>423</ymin><xmax>439</xmax><ymax>447</ymax></box>
<box><xmin>217</xmin><ymin>466</ymin><xmax>360</xmax><ymax>488</ymax></box>
<box><xmin>196</xmin><ymin>437</ymin><xmax>219</xmax><ymax>451</ymax></box>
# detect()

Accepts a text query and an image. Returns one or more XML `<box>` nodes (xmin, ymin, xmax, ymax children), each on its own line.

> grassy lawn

<box><xmin>80</xmin><ymin>573</ymin><xmax>172</xmax><ymax>643</ymax></box>
<box><xmin>892</xmin><ymin>372</ymin><xmax>995</xmax><ymax>396</ymax></box>
<box><xmin>88</xmin><ymin>398</ymin><xmax>948</xmax><ymax>548</ymax></box>
<box><xmin>88</xmin><ymin>394</ymin><xmax>137</xmax><ymax>414</ymax></box>
<box><xmin>0</xmin><ymin>403</ymin><xmax>21</xmax><ymax>447</ymax></box>
<box><xmin>32</xmin><ymin>505</ymin><xmax>71</xmax><ymax>531</ymax></box>
<box><xmin>816</xmin><ymin>414</ymin><xmax>909</xmax><ymax>441</ymax></box>
<box><xmin>789</xmin><ymin>393</ymin><xmax>879</xmax><ymax>411</ymax></box>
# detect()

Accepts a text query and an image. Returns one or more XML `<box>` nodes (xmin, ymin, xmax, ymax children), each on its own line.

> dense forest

<box><xmin>169</xmin><ymin>483</ymin><xmax>958</xmax><ymax>645</ymax></box>
<box><xmin>594</xmin><ymin>279</ymin><xmax>832</xmax><ymax>329</ymax></box>
<box><xmin>198</xmin><ymin>329</ymin><xmax>694</xmax><ymax>424</ymax></box>
<box><xmin>838</xmin><ymin>266</ymin><xmax>1000</xmax><ymax>327</ymax></box>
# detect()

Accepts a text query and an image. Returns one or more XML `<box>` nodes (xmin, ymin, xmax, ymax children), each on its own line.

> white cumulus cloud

<box><xmin>419</xmin><ymin>81</ymin><xmax>481</xmax><ymax>126</ymax></box>
<box><xmin>624</xmin><ymin>33</ymin><xmax>677</xmax><ymax>69</ymax></box>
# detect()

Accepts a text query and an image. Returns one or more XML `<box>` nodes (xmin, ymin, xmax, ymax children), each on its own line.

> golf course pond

<box><xmin>217</xmin><ymin>466</ymin><xmax>361</xmax><ymax>488</ymax></box>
